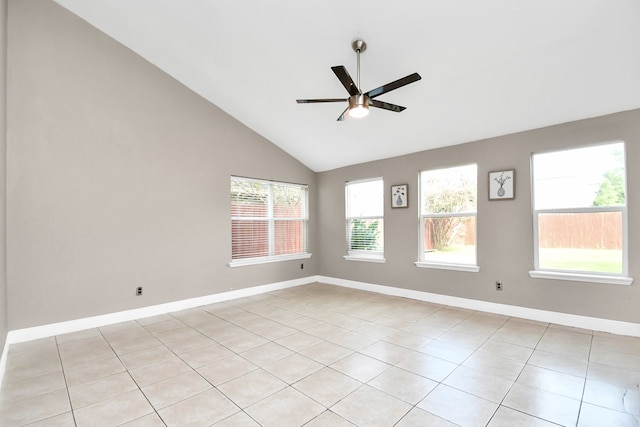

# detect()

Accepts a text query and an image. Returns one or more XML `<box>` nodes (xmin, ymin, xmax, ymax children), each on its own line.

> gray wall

<box><xmin>0</xmin><ymin>0</ymin><xmax>7</xmax><ymax>352</ymax></box>
<box><xmin>6</xmin><ymin>0</ymin><xmax>317</xmax><ymax>330</ymax></box>
<box><xmin>4</xmin><ymin>0</ymin><xmax>639</xmax><ymax>334</ymax></box>
<box><xmin>318</xmin><ymin>110</ymin><xmax>640</xmax><ymax>324</ymax></box>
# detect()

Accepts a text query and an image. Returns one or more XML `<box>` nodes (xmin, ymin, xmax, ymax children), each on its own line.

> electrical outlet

<box><xmin>300</xmin><ymin>263</ymin><xmax>304</xmax><ymax>270</ymax></box>
<box><xmin>495</xmin><ymin>281</ymin><xmax>503</xmax><ymax>291</ymax></box>
<box><xmin>136</xmin><ymin>286</ymin><xmax>143</xmax><ymax>296</ymax></box>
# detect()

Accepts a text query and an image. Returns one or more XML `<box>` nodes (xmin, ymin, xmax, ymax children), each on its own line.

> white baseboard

<box><xmin>2</xmin><ymin>274</ymin><xmax>639</xmax><ymax>388</ymax></box>
<box><xmin>6</xmin><ymin>276</ymin><xmax>319</xmax><ymax>345</ymax></box>
<box><xmin>0</xmin><ymin>276</ymin><xmax>319</xmax><ymax>385</ymax></box>
<box><xmin>0</xmin><ymin>335</ymin><xmax>8</xmax><ymax>388</ymax></box>
<box><xmin>318</xmin><ymin>276</ymin><xmax>640</xmax><ymax>337</ymax></box>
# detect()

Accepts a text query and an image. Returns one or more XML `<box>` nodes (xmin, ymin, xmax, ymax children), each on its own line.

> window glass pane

<box><xmin>533</xmin><ymin>142</ymin><xmax>626</xmax><ymax>210</ymax></box>
<box><xmin>420</xmin><ymin>164</ymin><xmax>477</xmax><ymax>265</ymax></box>
<box><xmin>538</xmin><ymin>211</ymin><xmax>623</xmax><ymax>274</ymax></box>
<box><xmin>231</xmin><ymin>219</ymin><xmax>269</xmax><ymax>259</ymax></box>
<box><xmin>348</xmin><ymin>218</ymin><xmax>384</xmax><ymax>251</ymax></box>
<box><xmin>346</xmin><ymin>179</ymin><xmax>383</xmax><ymax>217</ymax></box>
<box><xmin>273</xmin><ymin>183</ymin><xmax>306</xmax><ymax>218</ymax></box>
<box><xmin>231</xmin><ymin>178</ymin><xmax>268</xmax><ymax>217</ymax></box>
<box><xmin>421</xmin><ymin>165</ymin><xmax>477</xmax><ymax>214</ymax></box>
<box><xmin>423</xmin><ymin>216</ymin><xmax>476</xmax><ymax>264</ymax></box>
<box><xmin>274</xmin><ymin>220</ymin><xmax>305</xmax><ymax>255</ymax></box>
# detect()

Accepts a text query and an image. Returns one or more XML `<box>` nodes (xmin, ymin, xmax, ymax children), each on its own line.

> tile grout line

<box><xmin>99</xmin><ymin>323</ymin><xmax>166</xmax><ymax>426</ymax></box>
<box><xmin>575</xmin><ymin>333</ymin><xmax>595</xmax><ymax>427</ymax></box>
<box><xmin>54</xmin><ymin>335</ymin><xmax>79</xmax><ymax>427</ymax></box>
<box><xmin>493</xmin><ymin>322</ymin><xmax>554</xmax><ymax>426</ymax></box>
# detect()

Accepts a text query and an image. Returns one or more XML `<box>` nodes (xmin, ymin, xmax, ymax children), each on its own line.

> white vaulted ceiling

<box><xmin>53</xmin><ymin>0</ymin><xmax>640</xmax><ymax>172</ymax></box>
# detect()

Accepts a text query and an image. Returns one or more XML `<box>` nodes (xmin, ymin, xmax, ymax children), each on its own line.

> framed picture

<box><xmin>391</xmin><ymin>184</ymin><xmax>408</xmax><ymax>208</ymax></box>
<box><xmin>489</xmin><ymin>170</ymin><xmax>515</xmax><ymax>200</ymax></box>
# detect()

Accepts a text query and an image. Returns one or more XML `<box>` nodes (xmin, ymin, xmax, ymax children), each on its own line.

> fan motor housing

<box><xmin>349</xmin><ymin>94</ymin><xmax>369</xmax><ymax>108</ymax></box>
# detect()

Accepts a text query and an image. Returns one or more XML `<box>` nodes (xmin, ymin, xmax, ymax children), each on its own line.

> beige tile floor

<box><xmin>1</xmin><ymin>283</ymin><xmax>640</xmax><ymax>426</ymax></box>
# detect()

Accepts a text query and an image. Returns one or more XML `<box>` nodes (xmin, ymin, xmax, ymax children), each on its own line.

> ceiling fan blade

<box><xmin>331</xmin><ymin>66</ymin><xmax>360</xmax><ymax>96</ymax></box>
<box><xmin>337</xmin><ymin>106</ymin><xmax>350</xmax><ymax>121</ymax></box>
<box><xmin>370</xmin><ymin>99</ymin><xmax>406</xmax><ymax>113</ymax></box>
<box><xmin>296</xmin><ymin>98</ymin><xmax>346</xmax><ymax>103</ymax></box>
<box><xmin>365</xmin><ymin>72</ymin><xmax>421</xmax><ymax>99</ymax></box>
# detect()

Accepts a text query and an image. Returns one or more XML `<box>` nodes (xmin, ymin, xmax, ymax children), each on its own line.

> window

<box><xmin>531</xmin><ymin>142</ymin><xmax>630</xmax><ymax>284</ymax></box>
<box><xmin>230</xmin><ymin>176</ymin><xmax>309</xmax><ymax>265</ymax></box>
<box><xmin>417</xmin><ymin>164</ymin><xmax>478</xmax><ymax>271</ymax></box>
<box><xmin>345</xmin><ymin>178</ymin><xmax>384</xmax><ymax>262</ymax></box>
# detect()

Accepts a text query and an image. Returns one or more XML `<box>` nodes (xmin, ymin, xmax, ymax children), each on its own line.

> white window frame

<box><xmin>416</xmin><ymin>164</ymin><xmax>479</xmax><ymax>272</ymax></box>
<box><xmin>344</xmin><ymin>177</ymin><xmax>385</xmax><ymax>263</ymax></box>
<box><xmin>529</xmin><ymin>142</ymin><xmax>632</xmax><ymax>285</ymax></box>
<box><xmin>229</xmin><ymin>176</ymin><xmax>311</xmax><ymax>267</ymax></box>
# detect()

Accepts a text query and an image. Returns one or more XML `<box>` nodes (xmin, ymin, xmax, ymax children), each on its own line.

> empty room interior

<box><xmin>1</xmin><ymin>1</ymin><xmax>640</xmax><ymax>426</ymax></box>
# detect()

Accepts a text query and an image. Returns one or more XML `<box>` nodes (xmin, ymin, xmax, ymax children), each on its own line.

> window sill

<box><xmin>343</xmin><ymin>254</ymin><xmax>386</xmax><ymax>263</ymax></box>
<box><xmin>415</xmin><ymin>262</ymin><xmax>480</xmax><ymax>273</ymax></box>
<box><xmin>229</xmin><ymin>253</ymin><xmax>312</xmax><ymax>268</ymax></box>
<box><xmin>529</xmin><ymin>270</ymin><xmax>633</xmax><ymax>286</ymax></box>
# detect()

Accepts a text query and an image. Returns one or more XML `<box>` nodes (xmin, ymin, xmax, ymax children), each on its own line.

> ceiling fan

<box><xmin>296</xmin><ymin>40</ymin><xmax>421</xmax><ymax>121</ymax></box>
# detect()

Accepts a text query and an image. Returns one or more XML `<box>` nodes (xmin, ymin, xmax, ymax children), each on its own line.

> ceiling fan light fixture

<box><xmin>348</xmin><ymin>94</ymin><xmax>369</xmax><ymax>118</ymax></box>
<box><xmin>349</xmin><ymin>105</ymin><xmax>369</xmax><ymax>118</ymax></box>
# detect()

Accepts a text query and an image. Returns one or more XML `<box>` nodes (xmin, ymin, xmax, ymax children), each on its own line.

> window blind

<box><xmin>231</xmin><ymin>177</ymin><xmax>308</xmax><ymax>260</ymax></box>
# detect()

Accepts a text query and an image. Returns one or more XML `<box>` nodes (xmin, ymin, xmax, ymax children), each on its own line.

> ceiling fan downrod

<box><xmin>352</xmin><ymin>40</ymin><xmax>367</xmax><ymax>95</ymax></box>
